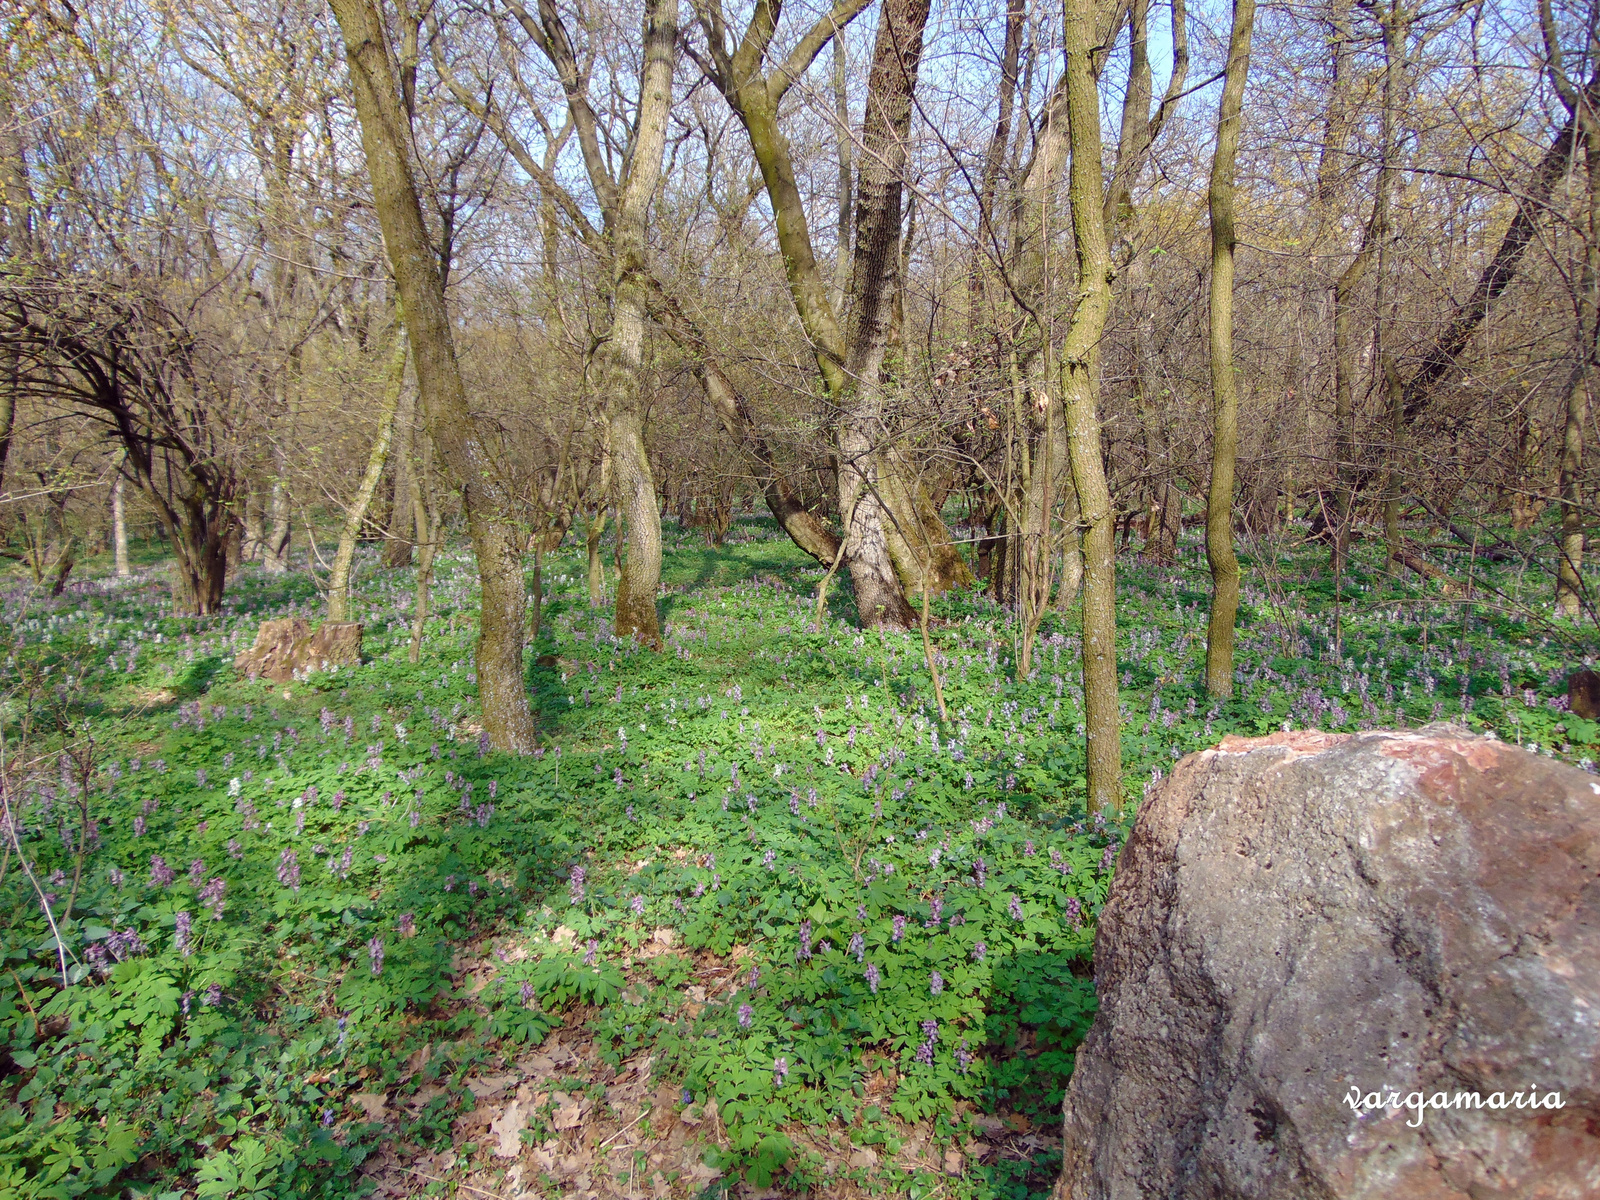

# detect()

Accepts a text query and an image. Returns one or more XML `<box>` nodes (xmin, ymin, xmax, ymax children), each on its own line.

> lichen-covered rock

<box><xmin>1057</xmin><ymin>727</ymin><xmax>1600</xmax><ymax>1200</ymax></box>
<box><xmin>234</xmin><ymin>618</ymin><xmax>362</xmax><ymax>682</ymax></box>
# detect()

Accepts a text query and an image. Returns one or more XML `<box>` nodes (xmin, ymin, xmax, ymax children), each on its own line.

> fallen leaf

<box><xmin>517</xmin><ymin>1053</ymin><xmax>556</xmax><ymax>1078</ymax></box>
<box><xmin>943</xmin><ymin>1148</ymin><xmax>964</xmax><ymax>1175</ymax></box>
<box><xmin>848</xmin><ymin>1148</ymin><xmax>878</xmax><ymax>1170</ymax></box>
<box><xmin>406</xmin><ymin>1084</ymin><xmax>445</xmax><ymax>1110</ymax></box>
<box><xmin>552</xmin><ymin>1091</ymin><xmax>585</xmax><ymax>1130</ymax></box>
<box><xmin>467</xmin><ymin>1073</ymin><xmax>519</xmax><ymax>1099</ymax></box>
<box><xmin>352</xmin><ymin>1092</ymin><xmax>388</xmax><ymax>1122</ymax></box>
<box><xmin>490</xmin><ymin>1099</ymin><xmax>527</xmax><ymax>1157</ymax></box>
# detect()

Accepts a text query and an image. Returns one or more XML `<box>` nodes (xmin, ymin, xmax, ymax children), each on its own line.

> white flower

<box><xmin>228</xmin><ymin>778</ymin><xmax>241</xmax><ymax>797</ymax></box>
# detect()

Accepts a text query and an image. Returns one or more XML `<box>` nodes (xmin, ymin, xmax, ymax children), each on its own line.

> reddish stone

<box><xmin>1057</xmin><ymin>727</ymin><xmax>1600</xmax><ymax>1200</ymax></box>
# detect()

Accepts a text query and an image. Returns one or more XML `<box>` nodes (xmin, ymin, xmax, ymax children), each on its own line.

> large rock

<box><xmin>234</xmin><ymin>618</ymin><xmax>363</xmax><ymax>683</ymax></box>
<box><xmin>1057</xmin><ymin>728</ymin><xmax>1600</xmax><ymax>1200</ymax></box>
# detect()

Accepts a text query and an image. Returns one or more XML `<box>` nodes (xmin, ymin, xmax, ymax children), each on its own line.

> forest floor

<box><xmin>2</xmin><ymin>515</ymin><xmax>1595</xmax><ymax>1200</ymax></box>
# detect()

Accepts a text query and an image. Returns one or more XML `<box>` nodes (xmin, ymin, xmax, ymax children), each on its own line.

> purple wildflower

<box><xmin>398</xmin><ymin>912</ymin><xmax>416</xmax><ymax>938</ymax></box>
<box><xmin>865</xmin><ymin>961</ymin><xmax>880</xmax><ymax>994</ymax></box>
<box><xmin>174</xmin><ymin>911</ymin><xmax>193</xmax><ymax>957</ymax></box>
<box><xmin>199</xmin><ymin>876</ymin><xmax>226</xmax><ymax>919</ymax></box>
<box><xmin>738</xmin><ymin>1003</ymin><xmax>754</xmax><ymax>1028</ymax></box>
<box><xmin>569</xmin><ymin>865</ymin><xmax>587</xmax><ymax>905</ymax></box>
<box><xmin>631</xmin><ymin>895</ymin><xmax>645</xmax><ymax>916</ymax></box>
<box><xmin>892</xmin><ymin>914</ymin><xmax>907</xmax><ymax>942</ymax></box>
<box><xmin>774</xmin><ymin>1056</ymin><xmax>789</xmax><ymax>1086</ymax></box>
<box><xmin>798</xmin><ymin>919</ymin><xmax>813</xmax><ymax>960</ymax></box>
<box><xmin>150</xmin><ymin>855</ymin><xmax>175</xmax><ymax>887</ymax></box>
<box><xmin>584</xmin><ymin>940</ymin><xmax>598</xmax><ymax>967</ymax></box>
<box><xmin>849</xmin><ymin>932</ymin><xmax>865</xmax><ymax>961</ymax></box>
<box><xmin>763</xmin><ymin>848</ymin><xmax>776</xmax><ymax>870</ymax></box>
<box><xmin>227</xmin><ymin>837</ymin><xmax>242</xmax><ymax>859</ymax></box>
<box><xmin>277</xmin><ymin>848</ymin><xmax>300</xmax><ymax>891</ymax></box>
<box><xmin>520</xmin><ymin>980</ymin><xmax>535</xmax><ymax>1005</ymax></box>
<box><xmin>204</xmin><ymin>983</ymin><xmax>223</xmax><ymax>1007</ymax></box>
<box><xmin>133</xmin><ymin>816</ymin><xmax>146</xmax><ymax>837</ymax></box>
<box><xmin>368</xmin><ymin>936</ymin><xmax>385</xmax><ymax>976</ymax></box>
<box><xmin>956</xmin><ymin>1040</ymin><xmax>973</xmax><ymax>1074</ymax></box>
<box><xmin>973</xmin><ymin>857</ymin><xmax>987</xmax><ymax>887</ymax></box>
<box><xmin>189</xmin><ymin>858</ymin><xmax>205</xmax><ymax>886</ymax></box>
<box><xmin>972</xmin><ymin>941</ymin><xmax>987</xmax><ymax>962</ymax></box>
<box><xmin>925</xmin><ymin>896</ymin><xmax>943</xmax><ymax>928</ymax></box>
<box><xmin>107</xmin><ymin>928</ymin><xmax>146</xmax><ymax>960</ymax></box>
<box><xmin>1065</xmin><ymin>896</ymin><xmax>1083</xmax><ymax>927</ymax></box>
<box><xmin>930</xmin><ymin>971</ymin><xmax>944</xmax><ymax>996</ymax></box>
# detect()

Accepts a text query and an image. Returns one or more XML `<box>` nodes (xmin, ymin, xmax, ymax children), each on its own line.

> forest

<box><xmin>2</xmin><ymin>0</ymin><xmax>1598</xmax><ymax>1194</ymax></box>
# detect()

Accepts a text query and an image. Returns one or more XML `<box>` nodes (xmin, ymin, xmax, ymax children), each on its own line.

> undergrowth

<box><xmin>1</xmin><ymin>516</ymin><xmax>1595</xmax><ymax>1198</ymax></box>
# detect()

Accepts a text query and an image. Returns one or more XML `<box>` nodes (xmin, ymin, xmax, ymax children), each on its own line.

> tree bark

<box><xmin>599</xmin><ymin>0</ymin><xmax>676</xmax><ymax>647</ymax></box>
<box><xmin>263</xmin><ymin>473</ymin><xmax>291</xmax><ymax>573</ymax></box>
<box><xmin>330</xmin><ymin>0</ymin><xmax>537</xmax><ymax>751</ymax></box>
<box><xmin>329</xmin><ymin>331</ymin><xmax>407</xmax><ymax>621</ymax></box>
<box><xmin>1061</xmin><ymin>0</ymin><xmax>1122</xmax><ymax>813</ymax></box>
<box><xmin>112</xmin><ymin>469</ymin><xmax>130</xmax><ymax>577</ymax></box>
<box><xmin>1203</xmin><ymin>0</ymin><xmax>1256</xmax><ymax>700</ymax></box>
<box><xmin>836</xmin><ymin>0</ymin><xmax>932</xmax><ymax>630</ymax></box>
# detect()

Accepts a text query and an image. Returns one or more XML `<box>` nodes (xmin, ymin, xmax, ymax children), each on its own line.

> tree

<box><xmin>329</xmin><ymin>0</ymin><xmax>539</xmax><ymax>751</ymax></box>
<box><xmin>1204</xmin><ymin>0</ymin><xmax>1257</xmax><ymax>698</ymax></box>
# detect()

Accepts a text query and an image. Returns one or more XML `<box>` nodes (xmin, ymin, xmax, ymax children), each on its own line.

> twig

<box><xmin>599</xmin><ymin>1105</ymin><xmax>649</xmax><ymax>1147</ymax></box>
<box><xmin>393</xmin><ymin>1167</ymin><xmax>508</xmax><ymax>1199</ymax></box>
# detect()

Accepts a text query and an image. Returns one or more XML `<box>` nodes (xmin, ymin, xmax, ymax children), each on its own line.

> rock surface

<box><xmin>1057</xmin><ymin>727</ymin><xmax>1600</xmax><ymax>1200</ymax></box>
<box><xmin>234</xmin><ymin>618</ymin><xmax>363</xmax><ymax>683</ymax></box>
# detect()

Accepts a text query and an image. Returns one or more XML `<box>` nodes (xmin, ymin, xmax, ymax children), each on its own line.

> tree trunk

<box><xmin>1061</xmin><ymin>0</ymin><xmax>1122</xmax><ymax>813</ymax></box>
<box><xmin>586</xmin><ymin>508</ymin><xmax>608</xmax><ymax>608</ymax></box>
<box><xmin>1203</xmin><ymin>0</ymin><xmax>1256</xmax><ymax>700</ymax></box>
<box><xmin>598</xmin><ymin>0</ymin><xmax>676</xmax><ymax>648</ymax></box>
<box><xmin>241</xmin><ymin>488</ymin><xmax>264</xmax><ymax>562</ymax></box>
<box><xmin>112</xmin><ymin>469</ymin><xmax>130</xmax><ymax>577</ymax></box>
<box><xmin>329</xmin><ymin>331</ymin><xmax>407</xmax><ymax>621</ymax></box>
<box><xmin>837</xmin><ymin>0</ymin><xmax>932</xmax><ymax>631</ymax></box>
<box><xmin>645</xmin><ymin>281</ymin><xmax>842</xmax><ymax>563</ymax></box>
<box><xmin>1558</xmin><ymin>135</ymin><xmax>1600</xmax><ymax>615</ymax></box>
<box><xmin>408</xmin><ymin>430</ymin><xmax>439</xmax><ymax>665</ymax></box>
<box><xmin>331</xmin><ymin>0</ymin><xmax>537</xmax><ymax>751</ymax></box>
<box><xmin>831</xmin><ymin>32</ymin><xmax>853</xmax><ymax>314</ymax></box>
<box><xmin>263</xmin><ymin>473</ymin><xmax>291</xmax><ymax>573</ymax></box>
<box><xmin>383</xmin><ymin>381</ymin><xmax>418</xmax><ymax>567</ymax></box>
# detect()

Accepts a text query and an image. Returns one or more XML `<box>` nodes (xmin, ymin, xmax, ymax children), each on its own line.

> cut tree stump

<box><xmin>235</xmin><ymin>618</ymin><xmax>363</xmax><ymax>683</ymax></box>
